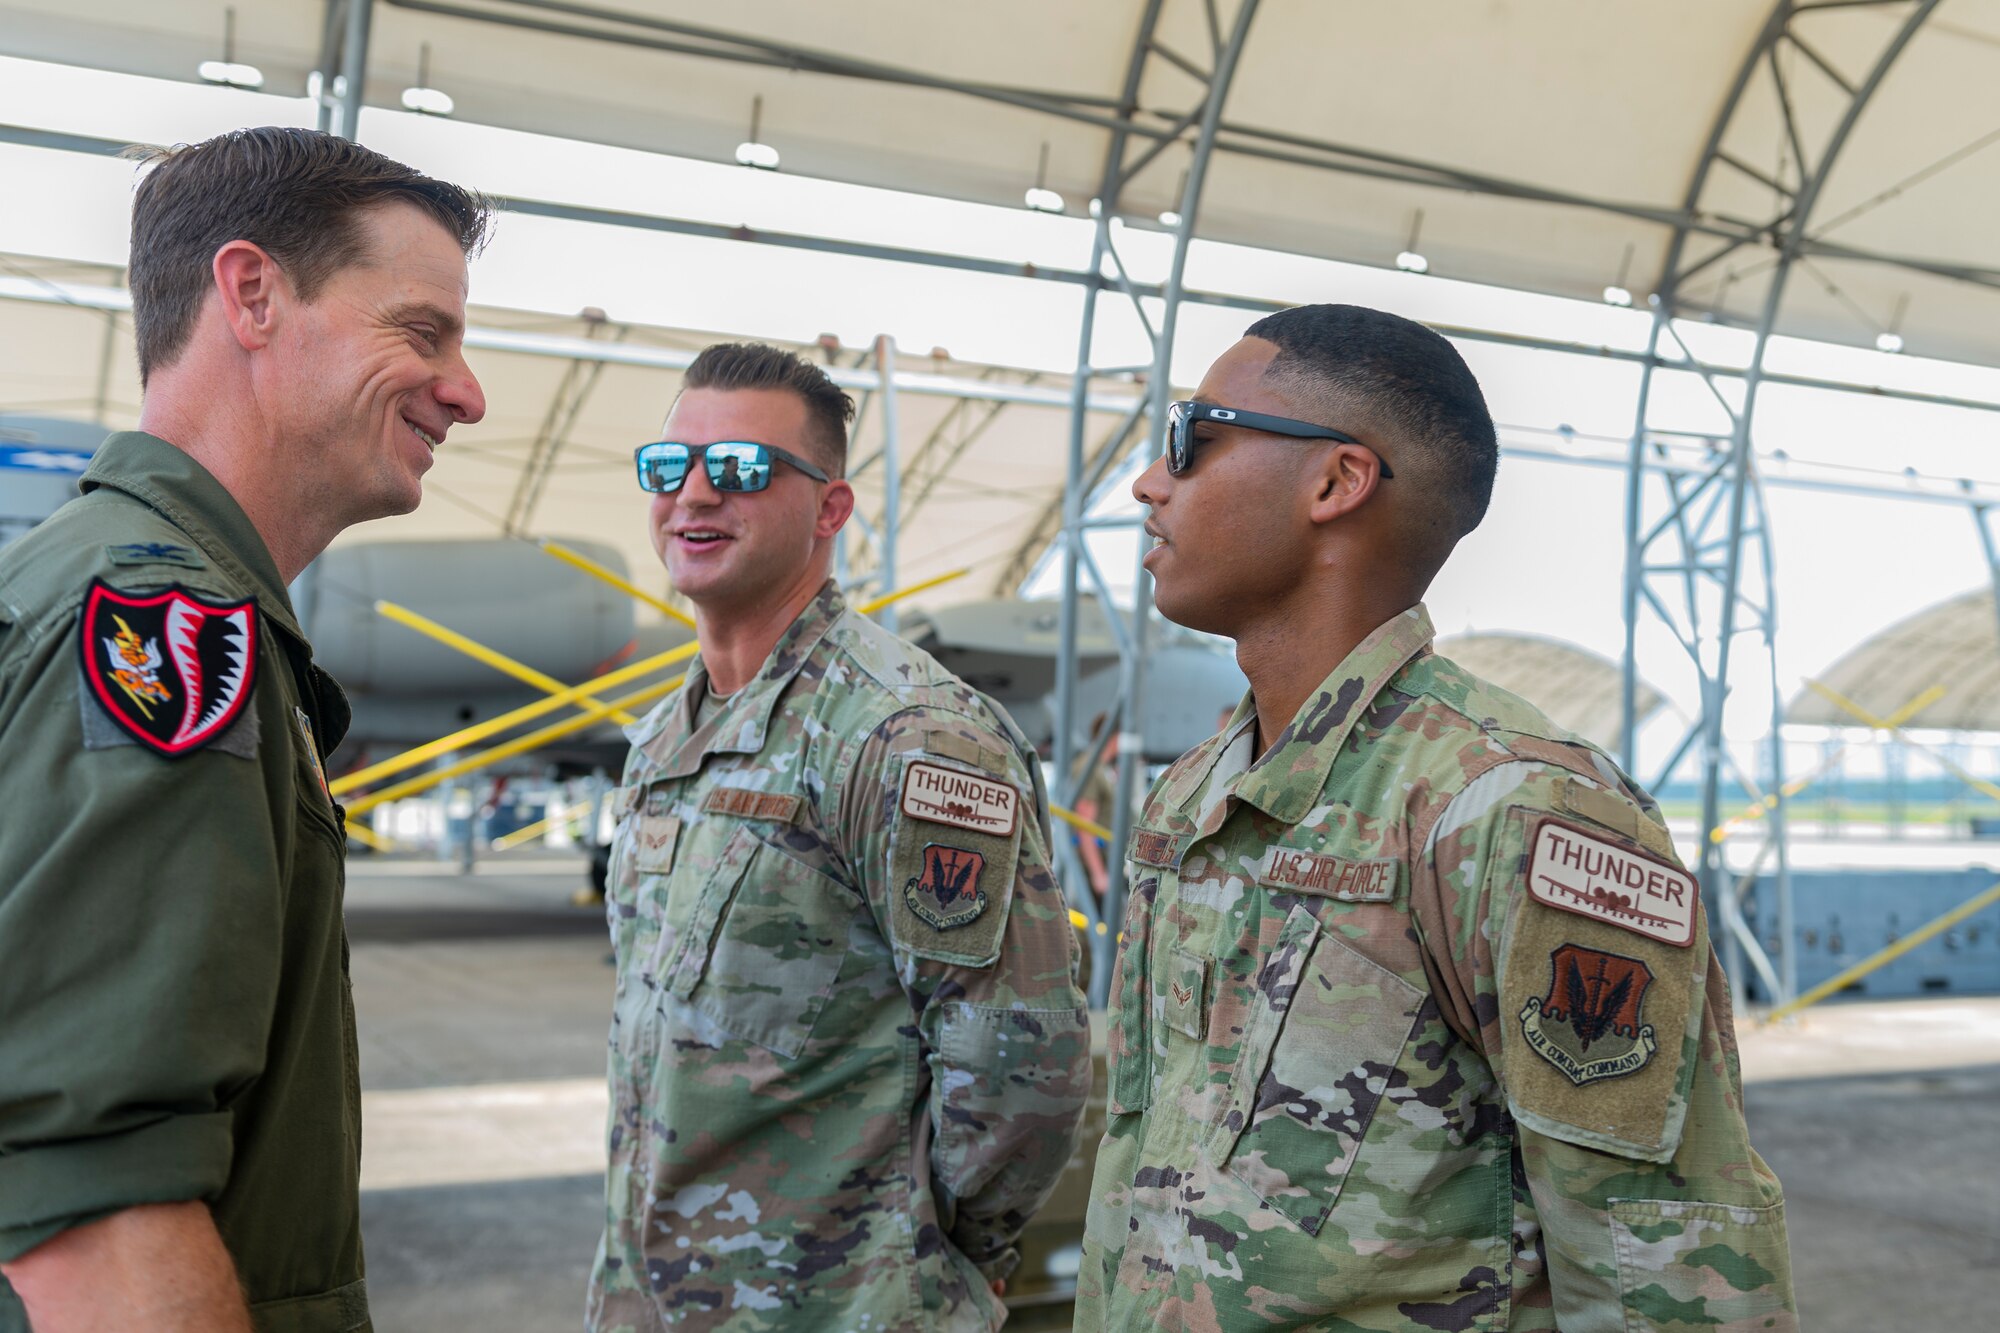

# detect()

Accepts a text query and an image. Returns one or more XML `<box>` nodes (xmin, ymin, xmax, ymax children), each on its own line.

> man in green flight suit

<box><xmin>0</xmin><ymin>128</ymin><xmax>488</xmax><ymax>1332</ymax></box>
<box><xmin>589</xmin><ymin>342</ymin><xmax>1091</xmax><ymax>1332</ymax></box>
<box><xmin>1076</xmin><ymin>305</ymin><xmax>1794</xmax><ymax>1331</ymax></box>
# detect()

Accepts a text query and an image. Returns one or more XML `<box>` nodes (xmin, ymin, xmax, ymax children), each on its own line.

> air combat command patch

<box><xmin>1520</xmin><ymin>943</ymin><xmax>1658</xmax><ymax>1085</ymax></box>
<box><xmin>904</xmin><ymin>843</ymin><xmax>988</xmax><ymax>930</ymax></box>
<box><xmin>78</xmin><ymin>578</ymin><xmax>257</xmax><ymax>758</ymax></box>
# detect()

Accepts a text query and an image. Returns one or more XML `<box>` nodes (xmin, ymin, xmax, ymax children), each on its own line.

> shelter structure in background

<box><xmin>1436</xmin><ymin>633</ymin><xmax>1665</xmax><ymax>758</ymax></box>
<box><xmin>8</xmin><ymin>0</ymin><xmax>2000</xmax><ymax>1003</ymax></box>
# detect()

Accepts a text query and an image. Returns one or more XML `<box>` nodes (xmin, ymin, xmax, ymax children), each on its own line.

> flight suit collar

<box><xmin>1229</xmin><ymin>603</ymin><xmax>1435</xmax><ymax>824</ymax></box>
<box><xmin>78</xmin><ymin>431</ymin><xmax>306</xmax><ymax>642</ymax></box>
<box><xmin>632</xmin><ymin>579</ymin><xmax>848</xmax><ymax>778</ymax></box>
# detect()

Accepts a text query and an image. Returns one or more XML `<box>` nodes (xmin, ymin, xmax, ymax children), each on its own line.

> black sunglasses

<box><xmin>634</xmin><ymin>440</ymin><xmax>830</xmax><ymax>494</ymax></box>
<box><xmin>1166</xmin><ymin>400</ymin><xmax>1393</xmax><ymax>479</ymax></box>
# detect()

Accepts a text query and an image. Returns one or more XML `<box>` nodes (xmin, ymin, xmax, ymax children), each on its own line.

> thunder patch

<box><xmin>900</xmin><ymin>761</ymin><xmax>1018</xmax><ymax>837</ymax></box>
<box><xmin>903</xmin><ymin>843</ymin><xmax>988</xmax><ymax>930</ymax></box>
<box><xmin>889</xmin><ymin>749</ymin><xmax>1024</xmax><ymax>968</ymax></box>
<box><xmin>1520</xmin><ymin>944</ymin><xmax>1658</xmax><ymax>1085</ymax></box>
<box><xmin>1526</xmin><ymin>815</ymin><xmax>1696</xmax><ymax>947</ymax></box>
<box><xmin>78</xmin><ymin>579</ymin><xmax>257</xmax><ymax>758</ymax></box>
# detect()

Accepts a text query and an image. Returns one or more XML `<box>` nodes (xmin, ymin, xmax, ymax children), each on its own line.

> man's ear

<box><xmin>1305</xmin><ymin>444</ymin><xmax>1387</xmax><ymax>526</ymax></box>
<box><xmin>816</xmin><ymin>478</ymin><xmax>856</xmax><ymax>539</ymax></box>
<box><xmin>212</xmin><ymin>240</ymin><xmax>287</xmax><ymax>354</ymax></box>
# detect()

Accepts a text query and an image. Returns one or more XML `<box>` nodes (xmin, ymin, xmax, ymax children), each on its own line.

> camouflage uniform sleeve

<box><xmin>837</xmin><ymin>706</ymin><xmax>1091</xmax><ymax>1281</ymax></box>
<box><xmin>1414</xmin><ymin>759</ymin><xmax>1796</xmax><ymax>1332</ymax></box>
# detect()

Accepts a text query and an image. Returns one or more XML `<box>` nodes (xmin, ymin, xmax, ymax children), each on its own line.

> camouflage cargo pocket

<box><xmin>1208</xmin><ymin>904</ymin><xmax>1426</xmax><ymax>1236</ymax></box>
<box><xmin>661</xmin><ymin>823</ymin><xmax>858</xmax><ymax>1060</ymax></box>
<box><xmin>1609</xmin><ymin>1198</ymin><xmax>1796</xmax><ymax>1332</ymax></box>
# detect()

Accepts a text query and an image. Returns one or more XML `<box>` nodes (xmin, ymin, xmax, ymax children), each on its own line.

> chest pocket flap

<box><xmin>1206</xmin><ymin>904</ymin><xmax>1427</xmax><ymax>1236</ymax></box>
<box><xmin>661</xmin><ymin>822</ymin><xmax>859</xmax><ymax>1060</ymax></box>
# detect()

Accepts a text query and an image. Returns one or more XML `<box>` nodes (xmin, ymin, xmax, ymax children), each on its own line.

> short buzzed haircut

<box><xmin>681</xmin><ymin>342</ymin><xmax>856</xmax><ymax>477</ymax></box>
<box><xmin>129</xmin><ymin>126</ymin><xmax>490</xmax><ymax>386</ymax></box>
<box><xmin>1245</xmin><ymin>304</ymin><xmax>1498</xmax><ymax>545</ymax></box>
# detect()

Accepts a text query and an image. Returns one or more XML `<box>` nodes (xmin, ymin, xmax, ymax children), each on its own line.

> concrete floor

<box><xmin>347</xmin><ymin>856</ymin><xmax>2000</xmax><ymax>1331</ymax></box>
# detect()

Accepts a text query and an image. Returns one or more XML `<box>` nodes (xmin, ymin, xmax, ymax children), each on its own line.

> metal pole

<box><xmin>873</xmin><ymin>334</ymin><xmax>900</xmax><ymax>632</ymax></box>
<box><xmin>1104</xmin><ymin>0</ymin><xmax>1262</xmax><ymax>962</ymax></box>
<box><xmin>336</xmin><ymin>0</ymin><xmax>374</xmax><ymax>141</ymax></box>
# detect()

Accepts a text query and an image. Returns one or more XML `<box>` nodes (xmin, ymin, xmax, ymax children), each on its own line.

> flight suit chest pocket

<box><xmin>1207</xmin><ymin>902</ymin><xmax>1427</xmax><ymax>1236</ymax></box>
<box><xmin>659</xmin><ymin>822</ymin><xmax>857</xmax><ymax>1060</ymax></box>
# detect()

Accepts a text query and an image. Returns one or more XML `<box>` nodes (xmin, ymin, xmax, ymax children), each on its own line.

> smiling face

<box><xmin>270</xmin><ymin>200</ymin><xmax>484</xmax><ymax>526</ymax></box>
<box><xmin>1134</xmin><ymin>337</ymin><xmax>1336</xmax><ymax>637</ymax></box>
<box><xmin>647</xmin><ymin>386</ymin><xmax>851</xmax><ymax>614</ymax></box>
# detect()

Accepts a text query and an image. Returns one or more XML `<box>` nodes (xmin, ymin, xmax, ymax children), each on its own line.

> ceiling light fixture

<box><xmin>197</xmin><ymin>8</ymin><xmax>264</xmax><ymax>90</ymax></box>
<box><xmin>1602</xmin><ymin>243</ymin><xmax>1635</xmax><ymax>307</ymax></box>
<box><xmin>399</xmin><ymin>44</ymin><xmax>454</xmax><ymax>116</ymax></box>
<box><xmin>1024</xmin><ymin>142</ymin><xmax>1065</xmax><ymax>213</ymax></box>
<box><xmin>1158</xmin><ymin>168</ymin><xmax>1187</xmax><ymax>229</ymax></box>
<box><xmin>1394</xmin><ymin>209</ymin><xmax>1428</xmax><ymax>274</ymax></box>
<box><xmin>1875</xmin><ymin>292</ymin><xmax>1908</xmax><ymax>354</ymax></box>
<box><xmin>734</xmin><ymin>95</ymin><xmax>780</xmax><ymax>170</ymax></box>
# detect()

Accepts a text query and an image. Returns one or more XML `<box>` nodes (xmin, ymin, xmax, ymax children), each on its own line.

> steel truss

<box><xmin>1039</xmin><ymin>0</ymin><xmax>1260</xmax><ymax>1004</ymax></box>
<box><xmin>1623</xmin><ymin>0</ymin><xmax>1939</xmax><ymax>1009</ymax></box>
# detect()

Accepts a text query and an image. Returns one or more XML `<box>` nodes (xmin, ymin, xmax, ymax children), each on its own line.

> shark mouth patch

<box><xmin>79</xmin><ymin>579</ymin><xmax>258</xmax><ymax>758</ymax></box>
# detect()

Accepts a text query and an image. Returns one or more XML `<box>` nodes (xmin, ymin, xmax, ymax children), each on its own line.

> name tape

<box><xmin>701</xmin><ymin>787</ymin><xmax>802</xmax><ymax>823</ymax></box>
<box><xmin>1256</xmin><ymin>847</ymin><xmax>1397</xmax><ymax>902</ymax></box>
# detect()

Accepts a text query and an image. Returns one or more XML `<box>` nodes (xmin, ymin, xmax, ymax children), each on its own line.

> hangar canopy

<box><xmin>4</xmin><ymin>0</ymin><xmax>1998</xmax><ymax>364</ymax></box>
<box><xmin>1786</xmin><ymin>588</ymin><xmax>2000</xmax><ymax>732</ymax></box>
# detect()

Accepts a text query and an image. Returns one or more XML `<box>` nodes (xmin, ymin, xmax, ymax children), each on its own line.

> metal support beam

<box><xmin>335</xmin><ymin>0</ymin><xmax>375</xmax><ymax>141</ymax></box>
<box><xmin>872</xmin><ymin>334</ymin><xmax>901</xmax><ymax>629</ymax></box>
<box><xmin>1047</xmin><ymin>0</ymin><xmax>1261</xmax><ymax>1006</ymax></box>
<box><xmin>503</xmin><ymin>315</ymin><xmax>619</xmax><ymax>535</ymax></box>
<box><xmin>1621</xmin><ymin>0</ymin><xmax>1937</xmax><ymax>1010</ymax></box>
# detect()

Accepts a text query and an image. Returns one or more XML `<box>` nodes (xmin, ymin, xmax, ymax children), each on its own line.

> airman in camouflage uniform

<box><xmin>1077</xmin><ymin>306</ymin><xmax>1793</xmax><ymax>1331</ymax></box>
<box><xmin>590</xmin><ymin>344</ymin><xmax>1090</xmax><ymax>1332</ymax></box>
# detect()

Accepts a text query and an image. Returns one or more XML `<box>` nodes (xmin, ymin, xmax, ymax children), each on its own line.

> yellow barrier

<box><xmin>535</xmin><ymin>539</ymin><xmax>696</xmax><ymax>628</ymax></box>
<box><xmin>1806</xmin><ymin>678</ymin><xmax>2000</xmax><ymax>806</ymax></box>
<box><xmin>330</xmin><ymin>638</ymin><xmax>701</xmax><ymax>796</ymax></box>
<box><xmin>343</xmin><ymin>819</ymin><xmax>397</xmax><ymax>852</ymax></box>
<box><xmin>376</xmin><ymin>600</ymin><xmax>637</xmax><ymax>726</ymax></box>
<box><xmin>339</xmin><ymin>570</ymin><xmax>970</xmax><ymax>814</ymax></box>
<box><xmin>1709</xmin><ymin>684</ymin><xmax>1947</xmax><ymax>844</ymax></box>
<box><xmin>1051</xmin><ymin>803</ymin><xmax>1114</xmax><ymax>843</ymax></box>
<box><xmin>1767</xmin><ymin>878</ymin><xmax>2000</xmax><ymax>1023</ymax></box>
<box><xmin>345</xmin><ymin>674</ymin><xmax>686</xmax><ymax>816</ymax></box>
<box><xmin>491</xmin><ymin>798</ymin><xmax>597</xmax><ymax>853</ymax></box>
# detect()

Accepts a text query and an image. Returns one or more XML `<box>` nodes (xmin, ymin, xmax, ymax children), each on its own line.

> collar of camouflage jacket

<box><xmin>629</xmin><ymin>578</ymin><xmax>848</xmax><ymax>776</ymax></box>
<box><xmin>77</xmin><ymin>430</ymin><xmax>308</xmax><ymax>643</ymax></box>
<box><xmin>1196</xmin><ymin>603</ymin><xmax>1435</xmax><ymax>826</ymax></box>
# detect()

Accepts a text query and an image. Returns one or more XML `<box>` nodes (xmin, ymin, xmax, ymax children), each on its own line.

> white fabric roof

<box><xmin>1785</xmin><ymin>587</ymin><xmax>2000</xmax><ymax>731</ymax></box>
<box><xmin>5</xmin><ymin>0</ymin><xmax>1998</xmax><ymax>362</ymax></box>
<box><xmin>0</xmin><ymin>250</ymin><xmax>1138</xmax><ymax>613</ymax></box>
<box><xmin>1436</xmin><ymin>632</ymin><xmax>1664</xmax><ymax>754</ymax></box>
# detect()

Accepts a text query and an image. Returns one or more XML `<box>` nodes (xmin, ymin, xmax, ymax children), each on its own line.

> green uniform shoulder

<box><xmin>0</xmin><ymin>490</ymin><xmax>233</xmax><ymax>672</ymax></box>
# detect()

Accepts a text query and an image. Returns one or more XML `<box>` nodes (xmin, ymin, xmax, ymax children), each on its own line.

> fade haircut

<box><xmin>1245</xmin><ymin>304</ymin><xmax>1498</xmax><ymax>547</ymax></box>
<box><xmin>129</xmin><ymin>126</ymin><xmax>490</xmax><ymax>386</ymax></box>
<box><xmin>681</xmin><ymin>342</ymin><xmax>856</xmax><ymax>477</ymax></box>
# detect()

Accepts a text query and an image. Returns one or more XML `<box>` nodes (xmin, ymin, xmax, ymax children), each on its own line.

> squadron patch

<box><xmin>903</xmin><ymin>843</ymin><xmax>988</xmax><ymax>930</ymax></box>
<box><xmin>78</xmin><ymin>579</ymin><xmax>257</xmax><ymax>758</ymax></box>
<box><xmin>900</xmin><ymin>761</ymin><xmax>1018</xmax><ymax>837</ymax></box>
<box><xmin>1526</xmin><ymin>816</ymin><xmax>1696</xmax><ymax>947</ymax></box>
<box><xmin>1520</xmin><ymin>944</ymin><xmax>1658</xmax><ymax>1085</ymax></box>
